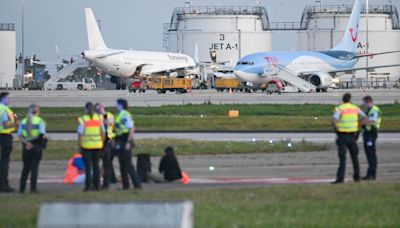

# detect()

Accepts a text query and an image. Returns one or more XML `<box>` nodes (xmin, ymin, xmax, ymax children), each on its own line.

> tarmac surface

<box><xmin>5</xmin><ymin>142</ymin><xmax>400</xmax><ymax>192</ymax></box>
<box><xmin>45</xmin><ymin>132</ymin><xmax>400</xmax><ymax>143</ymax></box>
<box><xmin>7</xmin><ymin>89</ymin><xmax>400</xmax><ymax>107</ymax></box>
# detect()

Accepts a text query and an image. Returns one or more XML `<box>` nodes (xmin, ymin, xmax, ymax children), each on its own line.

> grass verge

<box><xmin>11</xmin><ymin>104</ymin><xmax>400</xmax><ymax>132</ymax></box>
<box><xmin>11</xmin><ymin>139</ymin><xmax>328</xmax><ymax>161</ymax></box>
<box><xmin>0</xmin><ymin>183</ymin><xmax>398</xmax><ymax>227</ymax></box>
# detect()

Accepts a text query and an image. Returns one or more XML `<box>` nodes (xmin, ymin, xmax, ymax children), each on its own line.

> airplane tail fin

<box><xmin>85</xmin><ymin>8</ymin><xmax>108</xmax><ymax>50</ymax></box>
<box><xmin>331</xmin><ymin>0</ymin><xmax>362</xmax><ymax>53</ymax></box>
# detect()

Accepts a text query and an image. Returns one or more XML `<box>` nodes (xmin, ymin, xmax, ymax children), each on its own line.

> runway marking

<box><xmin>34</xmin><ymin>176</ymin><xmax>337</xmax><ymax>185</ymax></box>
<box><xmin>189</xmin><ymin>177</ymin><xmax>336</xmax><ymax>184</ymax></box>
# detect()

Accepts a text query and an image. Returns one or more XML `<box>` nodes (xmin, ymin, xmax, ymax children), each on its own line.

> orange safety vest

<box><xmin>63</xmin><ymin>153</ymin><xmax>82</xmax><ymax>184</ymax></box>
<box><xmin>79</xmin><ymin>114</ymin><xmax>104</xmax><ymax>149</ymax></box>
<box><xmin>335</xmin><ymin>103</ymin><xmax>360</xmax><ymax>133</ymax></box>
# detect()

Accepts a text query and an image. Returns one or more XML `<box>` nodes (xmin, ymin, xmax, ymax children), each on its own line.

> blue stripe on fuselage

<box><xmin>234</xmin><ymin>51</ymin><xmax>358</xmax><ymax>75</ymax></box>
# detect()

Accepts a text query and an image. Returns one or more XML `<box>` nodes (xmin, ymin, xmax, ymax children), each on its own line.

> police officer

<box><xmin>0</xmin><ymin>92</ymin><xmax>17</xmax><ymax>192</ymax></box>
<box><xmin>114</xmin><ymin>99</ymin><xmax>141</xmax><ymax>190</ymax></box>
<box><xmin>77</xmin><ymin>102</ymin><xmax>105</xmax><ymax>192</ymax></box>
<box><xmin>332</xmin><ymin>93</ymin><xmax>366</xmax><ymax>184</ymax></box>
<box><xmin>94</xmin><ymin>103</ymin><xmax>117</xmax><ymax>189</ymax></box>
<box><xmin>361</xmin><ymin>96</ymin><xmax>381</xmax><ymax>180</ymax></box>
<box><xmin>18</xmin><ymin>105</ymin><xmax>46</xmax><ymax>193</ymax></box>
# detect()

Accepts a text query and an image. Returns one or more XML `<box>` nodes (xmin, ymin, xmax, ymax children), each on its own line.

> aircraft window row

<box><xmin>237</xmin><ymin>62</ymin><xmax>255</xmax><ymax>65</ymax></box>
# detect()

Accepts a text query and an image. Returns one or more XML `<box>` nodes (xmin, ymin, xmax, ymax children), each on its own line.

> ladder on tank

<box><xmin>44</xmin><ymin>59</ymin><xmax>89</xmax><ymax>85</ymax></box>
<box><xmin>275</xmin><ymin>65</ymin><xmax>316</xmax><ymax>92</ymax></box>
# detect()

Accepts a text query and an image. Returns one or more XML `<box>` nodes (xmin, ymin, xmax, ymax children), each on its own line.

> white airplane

<box><xmin>234</xmin><ymin>0</ymin><xmax>400</xmax><ymax>92</ymax></box>
<box><xmin>81</xmin><ymin>8</ymin><xmax>196</xmax><ymax>87</ymax></box>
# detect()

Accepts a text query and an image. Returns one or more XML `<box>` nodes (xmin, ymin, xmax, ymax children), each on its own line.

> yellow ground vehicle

<box><xmin>214</xmin><ymin>78</ymin><xmax>241</xmax><ymax>92</ymax></box>
<box><xmin>148</xmin><ymin>77</ymin><xmax>192</xmax><ymax>94</ymax></box>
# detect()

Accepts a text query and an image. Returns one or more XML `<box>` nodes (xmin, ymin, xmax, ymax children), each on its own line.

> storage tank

<box><xmin>298</xmin><ymin>3</ymin><xmax>400</xmax><ymax>83</ymax></box>
<box><xmin>0</xmin><ymin>23</ymin><xmax>16</xmax><ymax>88</ymax></box>
<box><xmin>164</xmin><ymin>5</ymin><xmax>272</xmax><ymax>66</ymax></box>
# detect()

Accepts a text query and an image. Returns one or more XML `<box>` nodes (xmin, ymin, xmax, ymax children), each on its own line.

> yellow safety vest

<box><xmin>79</xmin><ymin>114</ymin><xmax>103</xmax><ymax>150</ymax></box>
<box><xmin>101</xmin><ymin>112</ymin><xmax>115</xmax><ymax>139</ymax></box>
<box><xmin>335</xmin><ymin>103</ymin><xmax>360</xmax><ymax>133</ymax></box>
<box><xmin>366</xmin><ymin>105</ymin><xmax>382</xmax><ymax>131</ymax></box>
<box><xmin>0</xmin><ymin>104</ymin><xmax>16</xmax><ymax>134</ymax></box>
<box><xmin>21</xmin><ymin>116</ymin><xmax>44</xmax><ymax>141</ymax></box>
<box><xmin>115</xmin><ymin>110</ymin><xmax>132</xmax><ymax>136</ymax></box>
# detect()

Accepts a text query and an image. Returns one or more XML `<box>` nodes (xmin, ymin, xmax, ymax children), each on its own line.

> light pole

<box><xmin>0</xmin><ymin>72</ymin><xmax>4</xmax><ymax>88</ymax></box>
<box><xmin>365</xmin><ymin>0</ymin><xmax>369</xmax><ymax>88</ymax></box>
<box><xmin>21</xmin><ymin>0</ymin><xmax>25</xmax><ymax>80</ymax></box>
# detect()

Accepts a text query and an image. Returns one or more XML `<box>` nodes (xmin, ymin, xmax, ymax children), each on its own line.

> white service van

<box><xmin>44</xmin><ymin>77</ymin><xmax>96</xmax><ymax>90</ymax></box>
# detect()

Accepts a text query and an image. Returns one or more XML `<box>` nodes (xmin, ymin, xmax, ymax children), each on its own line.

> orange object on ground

<box><xmin>181</xmin><ymin>171</ymin><xmax>189</xmax><ymax>185</ymax></box>
<box><xmin>63</xmin><ymin>153</ymin><xmax>83</xmax><ymax>184</ymax></box>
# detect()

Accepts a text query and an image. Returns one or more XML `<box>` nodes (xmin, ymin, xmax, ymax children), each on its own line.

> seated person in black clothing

<box><xmin>150</xmin><ymin>147</ymin><xmax>182</xmax><ymax>183</ymax></box>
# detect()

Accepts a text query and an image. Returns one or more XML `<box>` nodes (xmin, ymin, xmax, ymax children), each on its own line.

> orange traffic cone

<box><xmin>181</xmin><ymin>171</ymin><xmax>189</xmax><ymax>185</ymax></box>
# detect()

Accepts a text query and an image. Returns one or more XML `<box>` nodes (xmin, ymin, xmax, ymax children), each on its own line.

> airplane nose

<box><xmin>234</xmin><ymin>70</ymin><xmax>247</xmax><ymax>80</ymax></box>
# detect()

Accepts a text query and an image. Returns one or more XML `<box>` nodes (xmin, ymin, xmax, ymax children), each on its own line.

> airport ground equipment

<box><xmin>38</xmin><ymin>201</ymin><xmax>194</xmax><ymax>228</ymax></box>
<box><xmin>266</xmin><ymin>80</ymin><xmax>284</xmax><ymax>94</ymax></box>
<box><xmin>129</xmin><ymin>80</ymin><xmax>146</xmax><ymax>93</ymax></box>
<box><xmin>148</xmin><ymin>77</ymin><xmax>192</xmax><ymax>94</ymax></box>
<box><xmin>43</xmin><ymin>59</ymin><xmax>89</xmax><ymax>90</ymax></box>
<box><xmin>44</xmin><ymin>76</ymin><xmax>96</xmax><ymax>91</ymax></box>
<box><xmin>214</xmin><ymin>78</ymin><xmax>241</xmax><ymax>92</ymax></box>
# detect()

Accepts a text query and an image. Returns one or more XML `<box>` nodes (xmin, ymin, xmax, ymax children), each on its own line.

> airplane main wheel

<box><xmin>316</xmin><ymin>89</ymin><xmax>321</xmax><ymax>93</ymax></box>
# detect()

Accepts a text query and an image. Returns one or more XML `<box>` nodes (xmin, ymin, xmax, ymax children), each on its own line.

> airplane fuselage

<box><xmin>234</xmin><ymin>51</ymin><xmax>358</xmax><ymax>84</ymax></box>
<box><xmin>83</xmin><ymin>49</ymin><xmax>195</xmax><ymax>77</ymax></box>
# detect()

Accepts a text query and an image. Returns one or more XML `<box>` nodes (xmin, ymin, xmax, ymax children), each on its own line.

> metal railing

<box><xmin>300</xmin><ymin>4</ymin><xmax>400</xmax><ymax>30</ymax></box>
<box><xmin>0</xmin><ymin>23</ymin><xmax>15</xmax><ymax>31</ymax></box>
<box><xmin>269</xmin><ymin>22</ymin><xmax>308</xmax><ymax>31</ymax></box>
<box><xmin>168</xmin><ymin>6</ymin><xmax>270</xmax><ymax>31</ymax></box>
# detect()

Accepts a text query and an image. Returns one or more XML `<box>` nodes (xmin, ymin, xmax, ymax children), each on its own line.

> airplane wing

<box><xmin>141</xmin><ymin>64</ymin><xmax>195</xmax><ymax>75</ymax></box>
<box><xmin>352</xmin><ymin>50</ymin><xmax>400</xmax><ymax>59</ymax></box>
<box><xmin>328</xmin><ymin>64</ymin><xmax>400</xmax><ymax>75</ymax></box>
<box><xmin>96</xmin><ymin>51</ymin><xmax>125</xmax><ymax>59</ymax></box>
<box><xmin>32</xmin><ymin>61</ymin><xmax>66</xmax><ymax>66</ymax></box>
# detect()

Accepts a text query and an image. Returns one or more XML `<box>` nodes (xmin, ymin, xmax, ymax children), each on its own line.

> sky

<box><xmin>1</xmin><ymin>0</ymin><xmax>399</xmax><ymax>61</ymax></box>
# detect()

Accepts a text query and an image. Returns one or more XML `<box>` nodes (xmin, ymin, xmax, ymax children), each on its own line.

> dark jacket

<box><xmin>159</xmin><ymin>155</ymin><xmax>182</xmax><ymax>181</ymax></box>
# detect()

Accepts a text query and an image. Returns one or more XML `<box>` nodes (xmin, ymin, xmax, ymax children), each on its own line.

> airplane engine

<box><xmin>309</xmin><ymin>73</ymin><xmax>333</xmax><ymax>89</ymax></box>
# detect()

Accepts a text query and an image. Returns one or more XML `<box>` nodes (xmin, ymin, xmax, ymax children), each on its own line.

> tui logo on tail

<box><xmin>349</xmin><ymin>24</ymin><xmax>359</xmax><ymax>43</ymax></box>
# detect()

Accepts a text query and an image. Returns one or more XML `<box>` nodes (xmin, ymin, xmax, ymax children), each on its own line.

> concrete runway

<box><xmin>7</xmin><ymin>89</ymin><xmax>400</xmax><ymax>107</ymax></box>
<box><xmin>5</xmin><ymin>143</ymin><xmax>400</xmax><ymax>192</ymax></box>
<box><xmin>46</xmin><ymin>132</ymin><xmax>400</xmax><ymax>143</ymax></box>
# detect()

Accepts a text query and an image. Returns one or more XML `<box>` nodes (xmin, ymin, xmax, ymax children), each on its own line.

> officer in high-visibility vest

<box><xmin>0</xmin><ymin>92</ymin><xmax>17</xmax><ymax>192</ymax></box>
<box><xmin>94</xmin><ymin>103</ymin><xmax>117</xmax><ymax>189</ymax></box>
<box><xmin>18</xmin><ymin>105</ymin><xmax>46</xmax><ymax>193</ymax></box>
<box><xmin>332</xmin><ymin>93</ymin><xmax>366</xmax><ymax>184</ymax></box>
<box><xmin>114</xmin><ymin>99</ymin><xmax>142</xmax><ymax>190</ymax></box>
<box><xmin>77</xmin><ymin>102</ymin><xmax>105</xmax><ymax>192</ymax></box>
<box><xmin>361</xmin><ymin>96</ymin><xmax>381</xmax><ymax>180</ymax></box>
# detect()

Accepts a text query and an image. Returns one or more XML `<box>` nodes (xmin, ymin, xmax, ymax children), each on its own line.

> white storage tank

<box><xmin>0</xmin><ymin>23</ymin><xmax>16</xmax><ymax>88</ymax></box>
<box><xmin>164</xmin><ymin>5</ymin><xmax>272</xmax><ymax>66</ymax></box>
<box><xmin>298</xmin><ymin>4</ymin><xmax>400</xmax><ymax>83</ymax></box>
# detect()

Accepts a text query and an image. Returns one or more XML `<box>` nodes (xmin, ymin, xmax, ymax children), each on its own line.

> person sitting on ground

<box><xmin>151</xmin><ymin>147</ymin><xmax>182</xmax><ymax>183</ymax></box>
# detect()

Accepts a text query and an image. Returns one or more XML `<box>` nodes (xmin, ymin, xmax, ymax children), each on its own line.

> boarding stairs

<box><xmin>275</xmin><ymin>65</ymin><xmax>316</xmax><ymax>92</ymax></box>
<box><xmin>44</xmin><ymin>59</ymin><xmax>89</xmax><ymax>85</ymax></box>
